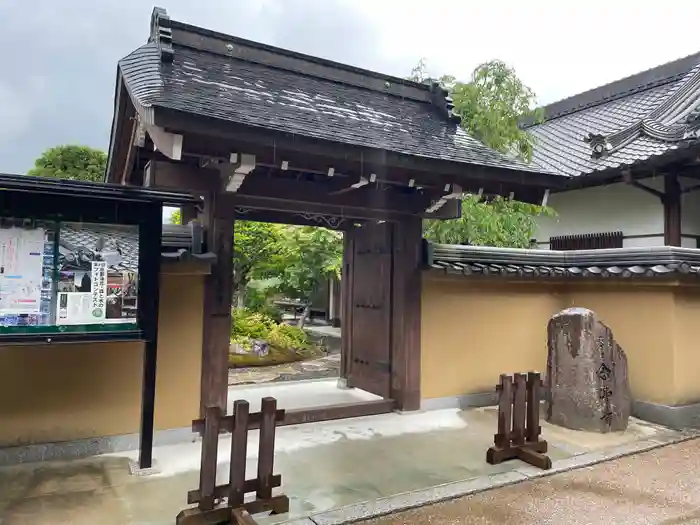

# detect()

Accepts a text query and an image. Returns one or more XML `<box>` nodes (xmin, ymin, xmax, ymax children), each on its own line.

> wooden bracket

<box><xmin>622</xmin><ymin>170</ymin><xmax>665</xmax><ymax>200</ymax></box>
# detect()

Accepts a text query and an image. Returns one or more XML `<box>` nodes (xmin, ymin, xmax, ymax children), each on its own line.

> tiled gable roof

<box><xmin>525</xmin><ymin>52</ymin><xmax>700</xmax><ymax>178</ymax></box>
<box><xmin>60</xmin><ymin>224</ymin><xmax>214</xmax><ymax>272</ymax></box>
<box><xmin>118</xmin><ymin>8</ymin><xmax>561</xmax><ymax>178</ymax></box>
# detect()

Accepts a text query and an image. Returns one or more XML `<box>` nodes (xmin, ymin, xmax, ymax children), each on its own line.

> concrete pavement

<box><xmin>361</xmin><ymin>437</ymin><xmax>700</xmax><ymax>525</ymax></box>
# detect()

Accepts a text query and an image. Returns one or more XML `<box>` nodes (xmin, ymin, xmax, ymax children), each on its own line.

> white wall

<box><xmin>681</xmin><ymin>176</ymin><xmax>700</xmax><ymax>241</ymax></box>
<box><xmin>535</xmin><ymin>176</ymin><xmax>700</xmax><ymax>249</ymax></box>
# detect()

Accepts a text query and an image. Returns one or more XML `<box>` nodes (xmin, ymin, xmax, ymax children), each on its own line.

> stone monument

<box><xmin>545</xmin><ymin>307</ymin><xmax>631</xmax><ymax>433</ymax></box>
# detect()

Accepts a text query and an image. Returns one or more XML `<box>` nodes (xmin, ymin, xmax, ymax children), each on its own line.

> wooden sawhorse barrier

<box><xmin>486</xmin><ymin>372</ymin><xmax>552</xmax><ymax>470</ymax></box>
<box><xmin>176</xmin><ymin>397</ymin><xmax>289</xmax><ymax>525</ymax></box>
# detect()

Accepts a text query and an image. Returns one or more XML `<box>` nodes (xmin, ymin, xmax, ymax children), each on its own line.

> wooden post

<box><xmin>228</xmin><ymin>400</ymin><xmax>249</xmax><ymax>508</ymax></box>
<box><xmin>664</xmin><ymin>173</ymin><xmax>682</xmax><ymax>246</ymax></box>
<box><xmin>526</xmin><ymin>371</ymin><xmax>542</xmax><ymax>443</ymax></box>
<box><xmin>511</xmin><ymin>373</ymin><xmax>527</xmax><ymax>446</ymax></box>
<box><xmin>199</xmin><ymin>406</ymin><xmax>222</xmax><ymax>511</ymax></box>
<box><xmin>137</xmin><ymin>203</ymin><xmax>163</xmax><ymax>470</ymax></box>
<box><xmin>340</xmin><ymin>229</ymin><xmax>354</xmax><ymax>382</ymax></box>
<box><xmin>391</xmin><ymin>216</ymin><xmax>422</xmax><ymax>411</ymax></box>
<box><xmin>256</xmin><ymin>397</ymin><xmax>278</xmax><ymax>501</ymax></box>
<box><xmin>199</xmin><ymin>191</ymin><xmax>235</xmax><ymax>415</ymax></box>
<box><xmin>494</xmin><ymin>374</ymin><xmax>512</xmax><ymax>449</ymax></box>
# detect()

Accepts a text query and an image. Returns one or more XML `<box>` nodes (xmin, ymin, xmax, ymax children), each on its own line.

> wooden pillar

<box><xmin>329</xmin><ymin>277</ymin><xmax>342</xmax><ymax>328</ymax></box>
<box><xmin>199</xmin><ymin>191</ymin><xmax>235</xmax><ymax>415</ymax></box>
<box><xmin>391</xmin><ymin>216</ymin><xmax>422</xmax><ymax>411</ymax></box>
<box><xmin>664</xmin><ymin>174</ymin><xmax>682</xmax><ymax>246</ymax></box>
<box><xmin>339</xmin><ymin>229</ymin><xmax>355</xmax><ymax>380</ymax></box>
<box><xmin>138</xmin><ymin>203</ymin><xmax>163</xmax><ymax>469</ymax></box>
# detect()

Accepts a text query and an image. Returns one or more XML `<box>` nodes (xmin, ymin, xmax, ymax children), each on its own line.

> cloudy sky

<box><xmin>2</xmin><ymin>0</ymin><xmax>700</xmax><ymax>174</ymax></box>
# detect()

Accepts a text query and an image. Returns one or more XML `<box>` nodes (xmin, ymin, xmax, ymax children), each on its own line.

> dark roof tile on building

<box><xmin>524</xmin><ymin>52</ymin><xmax>700</xmax><ymax>178</ymax></box>
<box><xmin>426</xmin><ymin>243</ymin><xmax>700</xmax><ymax>279</ymax></box>
<box><xmin>117</xmin><ymin>8</ymin><xmax>561</xmax><ymax>178</ymax></box>
<box><xmin>60</xmin><ymin>223</ymin><xmax>215</xmax><ymax>272</ymax></box>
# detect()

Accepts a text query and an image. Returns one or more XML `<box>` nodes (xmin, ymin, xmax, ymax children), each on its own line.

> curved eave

<box><xmin>149</xmin><ymin>104</ymin><xmax>568</xmax><ymax>193</ymax></box>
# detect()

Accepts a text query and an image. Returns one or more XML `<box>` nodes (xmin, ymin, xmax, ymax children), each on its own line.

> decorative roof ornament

<box><xmin>584</xmin><ymin>133</ymin><xmax>612</xmax><ymax>158</ymax></box>
<box><xmin>150</xmin><ymin>7</ymin><xmax>174</xmax><ymax>63</ymax></box>
<box><xmin>426</xmin><ymin>79</ymin><xmax>462</xmax><ymax>125</ymax></box>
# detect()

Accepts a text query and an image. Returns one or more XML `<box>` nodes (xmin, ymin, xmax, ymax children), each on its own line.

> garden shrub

<box><xmin>232</xmin><ymin>309</ymin><xmax>275</xmax><ymax>340</ymax></box>
<box><xmin>267</xmin><ymin>323</ymin><xmax>310</xmax><ymax>351</ymax></box>
<box><xmin>231</xmin><ymin>308</ymin><xmax>309</xmax><ymax>351</ymax></box>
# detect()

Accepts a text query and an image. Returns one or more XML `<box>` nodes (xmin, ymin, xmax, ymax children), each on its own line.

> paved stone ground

<box><xmin>0</xmin><ymin>390</ymin><xmax>686</xmax><ymax>525</ymax></box>
<box><xmin>228</xmin><ymin>353</ymin><xmax>340</xmax><ymax>386</ymax></box>
<box><xmin>361</xmin><ymin>438</ymin><xmax>700</xmax><ymax>525</ymax></box>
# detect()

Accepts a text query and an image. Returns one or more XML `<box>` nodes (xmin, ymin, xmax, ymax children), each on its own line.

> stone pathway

<box><xmin>361</xmin><ymin>437</ymin><xmax>700</xmax><ymax>525</ymax></box>
<box><xmin>0</xmin><ymin>401</ymin><xmax>687</xmax><ymax>525</ymax></box>
<box><xmin>228</xmin><ymin>353</ymin><xmax>340</xmax><ymax>386</ymax></box>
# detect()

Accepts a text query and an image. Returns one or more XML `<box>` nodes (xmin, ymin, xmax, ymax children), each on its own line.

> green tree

<box><xmin>423</xmin><ymin>195</ymin><xmax>552</xmax><ymax>248</ymax></box>
<box><xmin>272</xmin><ymin>226</ymin><xmax>342</xmax><ymax>328</ymax></box>
<box><xmin>409</xmin><ymin>59</ymin><xmax>542</xmax><ymax>161</ymax></box>
<box><xmin>169</xmin><ymin>209</ymin><xmax>182</xmax><ymax>225</ymax></box>
<box><xmin>410</xmin><ymin>59</ymin><xmax>552</xmax><ymax>247</ymax></box>
<box><xmin>234</xmin><ymin>221</ymin><xmax>286</xmax><ymax>308</ymax></box>
<box><xmin>28</xmin><ymin>145</ymin><xmax>107</xmax><ymax>182</ymax></box>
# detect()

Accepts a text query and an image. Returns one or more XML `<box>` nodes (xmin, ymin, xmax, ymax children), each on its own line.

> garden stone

<box><xmin>545</xmin><ymin>307</ymin><xmax>631</xmax><ymax>433</ymax></box>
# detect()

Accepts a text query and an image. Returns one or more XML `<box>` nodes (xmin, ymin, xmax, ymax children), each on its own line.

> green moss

<box><xmin>229</xmin><ymin>308</ymin><xmax>320</xmax><ymax>368</ymax></box>
<box><xmin>228</xmin><ymin>345</ymin><xmax>324</xmax><ymax>368</ymax></box>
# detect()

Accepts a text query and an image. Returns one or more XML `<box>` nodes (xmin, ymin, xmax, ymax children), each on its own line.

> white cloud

<box><xmin>0</xmin><ymin>76</ymin><xmax>48</xmax><ymax>145</ymax></box>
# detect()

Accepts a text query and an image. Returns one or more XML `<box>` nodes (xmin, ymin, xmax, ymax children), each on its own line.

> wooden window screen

<box><xmin>549</xmin><ymin>231</ymin><xmax>623</xmax><ymax>251</ymax></box>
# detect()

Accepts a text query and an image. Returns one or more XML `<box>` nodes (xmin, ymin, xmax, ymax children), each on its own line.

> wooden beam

<box><xmin>230</xmin><ymin>193</ymin><xmax>415</xmax><ymax>223</ymax></box>
<box><xmin>120</xmin><ymin>109</ymin><xmax>139</xmax><ymax>185</ymax></box>
<box><xmin>233</xmin><ymin>208</ymin><xmax>351</xmax><ymax>229</ymax></box>
<box><xmin>391</xmin><ymin>216</ymin><xmax>422</xmax><ymax>411</ymax></box>
<box><xmin>154</xmin><ymin>108</ymin><xmax>565</xmax><ymax>190</ymax></box>
<box><xmin>622</xmin><ymin>171</ymin><xmax>665</xmax><ymax>200</ymax></box>
<box><xmin>233</xmin><ymin>176</ymin><xmax>434</xmax><ymax>215</ymax></box>
<box><xmin>681</xmin><ymin>183</ymin><xmax>700</xmax><ymax>194</ymax></box>
<box><xmin>199</xmin><ymin>192</ymin><xmax>235</xmax><ymax>415</ymax></box>
<box><xmin>143</xmin><ymin>161</ymin><xmax>441</xmax><ymax>219</ymax></box>
<box><xmin>664</xmin><ymin>173</ymin><xmax>682</xmax><ymax>247</ymax></box>
<box><xmin>144</xmin><ymin>160</ymin><xmax>219</xmax><ymax>194</ymax></box>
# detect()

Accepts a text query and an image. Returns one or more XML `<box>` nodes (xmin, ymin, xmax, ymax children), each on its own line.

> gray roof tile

<box><xmin>119</xmin><ymin>28</ymin><xmax>558</xmax><ymax>177</ymax></box>
<box><xmin>427</xmin><ymin>243</ymin><xmax>700</xmax><ymax>279</ymax></box>
<box><xmin>525</xmin><ymin>56</ymin><xmax>700</xmax><ymax>177</ymax></box>
<box><xmin>59</xmin><ymin>223</ymin><xmax>213</xmax><ymax>272</ymax></box>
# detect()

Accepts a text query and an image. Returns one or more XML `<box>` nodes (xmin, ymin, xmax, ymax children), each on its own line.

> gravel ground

<box><xmin>361</xmin><ymin>438</ymin><xmax>700</xmax><ymax>525</ymax></box>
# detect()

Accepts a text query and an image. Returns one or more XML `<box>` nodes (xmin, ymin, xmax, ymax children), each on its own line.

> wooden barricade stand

<box><xmin>486</xmin><ymin>372</ymin><xmax>552</xmax><ymax>470</ymax></box>
<box><xmin>176</xmin><ymin>397</ymin><xmax>290</xmax><ymax>525</ymax></box>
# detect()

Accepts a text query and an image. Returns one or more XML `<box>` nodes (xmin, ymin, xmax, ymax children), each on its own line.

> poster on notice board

<box><xmin>0</xmin><ymin>221</ymin><xmax>139</xmax><ymax>333</ymax></box>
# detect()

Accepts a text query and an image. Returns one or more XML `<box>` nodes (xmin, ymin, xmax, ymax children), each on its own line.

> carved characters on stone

<box><xmin>545</xmin><ymin>307</ymin><xmax>631</xmax><ymax>433</ymax></box>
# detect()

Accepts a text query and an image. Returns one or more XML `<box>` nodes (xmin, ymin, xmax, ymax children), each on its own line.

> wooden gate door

<box><xmin>346</xmin><ymin>222</ymin><xmax>393</xmax><ymax>398</ymax></box>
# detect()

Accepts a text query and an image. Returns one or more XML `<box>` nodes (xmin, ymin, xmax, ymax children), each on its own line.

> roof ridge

<box><xmin>148</xmin><ymin>7</ymin><xmax>461</xmax><ymax>125</ymax></box>
<box><xmin>148</xmin><ymin>7</ymin><xmax>438</xmax><ymax>103</ymax></box>
<box><xmin>522</xmin><ymin>50</ymin><xmax>700</xmax><ymax>128</ymax></box>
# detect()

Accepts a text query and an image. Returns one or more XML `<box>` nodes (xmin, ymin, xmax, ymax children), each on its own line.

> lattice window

<box><xmin>549</xmin><ymin>231</ymin><xmax>623</xmax><ymax>251</ymax></box>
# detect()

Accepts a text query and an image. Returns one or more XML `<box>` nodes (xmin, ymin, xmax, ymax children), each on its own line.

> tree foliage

<box><xmin>28</xmin><ymin>145</ymin><xmax>107</xmax><ymax>182</ymax></box>
<box><xmin>169</xmin><ymin>208</ymin><xmax>182</xmax><ymax>225</ymax></box>
<box><xmin>234</xmin><ymin>222</ymin><xmax>287</xmax><ymax>298</ymax></box>
<box><xmin>409</xmin><ymin>58</ymin><xmax>542</xmax><ymax>161</ymax></box>
<box><xmin>272</xmin><ymin>226</ymin><xmax>342</xmax><ymax>303</ymax></box>
<box><xmin>169</xmin><ymin>211</ymin><xmax>343</xmax><ymax>315</ymax></box>
<box><xmin>410</xmin><ymin>59</ymin><xmax>552</xmax><ymax>247</ymax></box>
<box><xmin>423</xmin><ymin>196</ymin><xmax>553</xmax><ymax>248</ymax></box>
